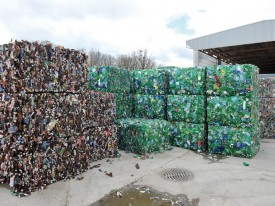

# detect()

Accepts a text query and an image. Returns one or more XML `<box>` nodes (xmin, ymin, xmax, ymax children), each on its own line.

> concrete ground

<box><xmin>1</xmin><ymin>139</ymin><xmax>275</xmax><ymax>206</ymax></box>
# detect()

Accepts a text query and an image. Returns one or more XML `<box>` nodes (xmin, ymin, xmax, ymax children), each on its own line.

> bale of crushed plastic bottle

<box><xmin>206</xmin><ymin>64</ymin><xmax>259</xmax><ymax>96</ymax></box>
<box><xmin>208</xmin><ymin>125</ymin><xmax>260</xmax><ymax>158</ymax></box>
<box><xmin>167</xmin><ymin>95</ymin><xmax>205</xmax><ymax>124</ymax></box>
<box><xmin>166</xmin><ymin>66</ymin><xmax>205</xmax><ymax>95</ymax></box>
<box><xmin>88</xmin><ymin>66</ymin><xmax>131</xmax><ymax>93</ymax></box>
<box><xmin>115</xmin><ymin>93</ymin><xmax>132</xmax><ymax>119</ymax></box>
<box><xmin>258</xmin><ymin>77</ymin><xmax>275</xmax><ymax>98</ymax></box>
<box><xmin>207</xmin><ymin>96</ymin><xmax>259</xmax><ymax>127</ymax></box>
<box><xmin>133</xmin><ymin>94</ymin><xmax>166</xmax><ymax>119</ymax></box>
<box><xmin>132</xmin><ymin>69</ymin><xmax>168</xmax><ymax>95</ymax></box>
<box><xmin>115</xmin><ymin>118</ymin><xmax>172</xmax><ymax>154</ymax></box>
<box><xmin>170</xmin><ymin>122</ymin><xmax>206</xmax><ymax>152</ymax></box>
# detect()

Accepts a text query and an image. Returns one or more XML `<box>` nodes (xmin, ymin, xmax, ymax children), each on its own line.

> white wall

<box><xmin>193</xmin><ymin>50</ymin><xmax>225</xmax><ymax>67</ymax></box>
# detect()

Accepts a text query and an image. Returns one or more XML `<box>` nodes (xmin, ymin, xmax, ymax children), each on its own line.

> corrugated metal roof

<box><xmin>186</xmin><ymin>20</ymin><xmax>275</xmax><ymax>50</ymax></box>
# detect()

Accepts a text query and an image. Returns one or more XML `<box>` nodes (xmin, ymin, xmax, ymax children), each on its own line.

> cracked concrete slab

<box><xmin>1</xmin><ymin>139</ymin><xmax>275</xmax><ymax>206</ymax></box>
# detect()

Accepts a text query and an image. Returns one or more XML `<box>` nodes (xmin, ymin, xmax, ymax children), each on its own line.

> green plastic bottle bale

<box><xmin>130</xmin><ymin>71</ymin><xmax>135</xmax><ymax>93</ymax></box>
<box><xmin>88</xmin><ymin>66</ymin><xmax>131</xmax><ymax>93</ymax></box>
<box><xmin>115</xmin><ymin>118</ymin><xmax>172</xmax><ymax>154</ymax></box>
<box><xmin>207</xmin><ymin>96</ymin><xmax>259</xmax><ymax>127</ymax></box>
<box><xmin>206</xmin><ymin>64</ymin><xmax>259</xmax><ymax>96</ymax></box>
<box><xmin>171</xmin><ymin>122</ymin><xmax>206</xmax><ymax>152</ymax></box>
<box><xmin>115</xmin><ymin>93</ymin><xmax>133</xmax><ymax>119</ymax></box>
<box><xmin>167</xmin><ymin>95</ymin><xmax>205</xmax><ymax>124</ymax></box>
<box><xmin>258</xmin><ymin>77</ymin><xmax>275</xmax><ymax>98</ymax></box>
<box><xmin>132</xmin><ymin>69</ymin><xmax>168</xmax><ymax>95</ymax></box>
<box><xmin>133</xmin><ymin>94</ymin><xmax>166</xmax><ymax>119</ymax></box>
<box><xmin>208</xmin><ymin>125</ymin><xmax>260</xmax><ymax>158</ymax></box>
<box><xmin>166</xmin><ymin>66</ymin><xmax>205</xmax><ymax>95</ymax></box>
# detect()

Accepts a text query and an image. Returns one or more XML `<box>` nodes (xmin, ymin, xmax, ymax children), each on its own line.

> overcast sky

<box><xmin>0</xmin><ymin>0</ymin><xmax>274</xmax><ymax>66</ymax></box>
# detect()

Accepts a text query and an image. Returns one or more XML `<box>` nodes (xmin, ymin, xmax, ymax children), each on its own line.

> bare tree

<box><xmin>89</xmin><ymin>49</ymin><xmax>116</xmax><ymax>66</ymax></box>
<box><xmin>116</xmin><ymin>49</ymin><xmax>156</xmax><ymax>70</ymax></box>
<box><xmin>89</xmin><ymin>48</ymin><xmax>158</xmax><ymax>70</ymax></box>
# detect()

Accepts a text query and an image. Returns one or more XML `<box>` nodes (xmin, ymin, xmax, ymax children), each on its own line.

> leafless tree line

<box><xmin>89</xmin><ymin>49</ymin><xmax>161</xmax><ymax>70</ymax></box>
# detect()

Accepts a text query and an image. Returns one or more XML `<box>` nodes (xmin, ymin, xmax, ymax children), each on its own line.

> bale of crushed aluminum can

<box><xmin>259</xmin><ymin>98</ymin><xmax>275</xmax><ymax>138</ymax></box>
<box><xmin>260</xmin><ymin>117</ymin><xmax>275</xmax><ymax>139</ymax></box>
<box><xmin>0</xmin><ymin>92</ymin><xmax>116</xmax><ymax>138</ymax></box>
<box><xmin>0</xmin><ymin>125</ymin><xmax>118</xmax><ymax>195</ymax></box>
<box><xmin>259</xmin><ymin>98</ymin><xmax>275</xmax><ymax>119</ymax></box>
<box><xmin>258</xmin><ymin>77</ymin><xmax>275</xmax><ymax>98</ymax></box>
<box><xmin>115</xmin><ymin>118</ymin><xmax>172</xmax><ymax>154</ymax></box>
<box><xmin>0</xmin><ymin>40</ymin><xmax>88</xmax><ymax>93</ymax></box>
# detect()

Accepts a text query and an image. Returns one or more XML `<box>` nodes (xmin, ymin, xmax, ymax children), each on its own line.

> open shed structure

<box><xmin>186</xmin><ymin>20</ymin><xmax>275</xmax><ymax>74</ymax></box>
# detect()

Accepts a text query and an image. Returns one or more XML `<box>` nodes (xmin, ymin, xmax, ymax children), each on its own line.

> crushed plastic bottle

<box><xmin>133</xmin><ymin>94</ymin><xmax>166</xmax><ymax>119</ymax></box>
<box><xmin>207</xmin><ymin>96</ymin><xmax>259</xmax><ymax>127</ymax></box>
<box><xmin>167</xmin><ymin>95</ymin><xmax>205</xmax><ymax>124</ymax></box>
<box><xmin>131</xmin><ymin>69</ymin><xmax>168</xmax><ymax>95</ymax></box>
<box><xmin>115</xmin><ymin>118</ymin><xmax>172</xmax><ymax>154</ymax></box>
<box><xmin>114</xmin><ymin>93</ymin><xmax>132</xmax><ymax>119</ymax></box>
<box><xmin>166</xmin><ymin>66</ymin><xmax>205</xmax><ymax>95</ymax></box>
<box><xmin>206</xmin><ymin>64</ymin><xmax>259</xmax><ymax>97</ymax></box>
<box><xmin>88</xmin><ymin>66</ymin><xmax>131</xmax><ymax>93</ymax></box>
<box><xmin>208</xmin><ymin>124</ymin><xmax>260</xmax><ymax>158</ymax></box>
<box><xmin>171</xmin><ymin>122</ymin><xmax>206</xmax><ymax>152</ymax></box>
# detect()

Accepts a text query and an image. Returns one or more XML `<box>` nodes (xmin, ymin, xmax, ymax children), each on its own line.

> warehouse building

<box><xmin>186</xmin><ymin>19</ymin><xmax>275</xmax><ymax>74</ymax></box>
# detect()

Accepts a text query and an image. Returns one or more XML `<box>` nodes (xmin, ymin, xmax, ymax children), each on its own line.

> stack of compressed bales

<box><xmin>258</xmin><ymin>77</ymin><xmax>275</xmax><ymax>138</ymax></box>
<box><xmin>115</xmin><ymin>69</ymin><xmax>172</xmax><ymax>154</ymax></box>
<box><xmin>206</xmin><ymin>64</ymin><xmax>260</xmax><ymax>158</ymax></box>
<box><xmin>167</xmin><ymin>67</ymin><xmax>206</xmax><ymax>152</ymax></box>
<box><xmin>115</xmin><ymin>118</ymin><xmax>171</xmax><ymax>154</ymax></box>
<box><xmin>0</xmin><ymin>40</ymin><xmax>118</xmax><ymax>196</ymax></box>
<box><xmin>88</xmin><ymin>66</ymin><xmax>132</xmax><ymax>119</ymax></box>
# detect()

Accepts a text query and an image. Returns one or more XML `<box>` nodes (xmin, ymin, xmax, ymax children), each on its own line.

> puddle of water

<box><xmin>195</xmin><ymin>151</ymin><xmax>228</xmax><ymax>163</ymax></box>
<box><xmin>91</xmin><ymin>185</ymin><xmax>199</xmax><ymax>206</ymax></box>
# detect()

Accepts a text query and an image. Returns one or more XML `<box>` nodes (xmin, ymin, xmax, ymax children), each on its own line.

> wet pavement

<box><xmin>91</xmin><ymin>185</ymin><xmax>199</xmax><ymax>206</ymax></box>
